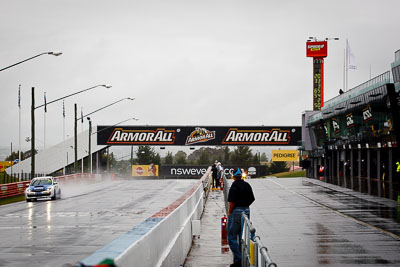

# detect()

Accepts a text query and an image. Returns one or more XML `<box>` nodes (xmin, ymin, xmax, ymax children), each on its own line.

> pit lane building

<box><xmin>301</xmin><ymin>49</ymin><xmax>400</xmax><ymax>200</ymax></box>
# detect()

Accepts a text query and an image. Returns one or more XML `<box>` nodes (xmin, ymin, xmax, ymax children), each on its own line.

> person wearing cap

<box><xmin>227</xmin><ymin>167</ymin><xmax>255</xmax><ymax>267</ymax></box>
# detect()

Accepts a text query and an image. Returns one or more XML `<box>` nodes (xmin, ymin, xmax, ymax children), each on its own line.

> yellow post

<box><xmin>250</xmin><ymin>240</ymin><xmax>255</xmax><ymax>266</ymax></box>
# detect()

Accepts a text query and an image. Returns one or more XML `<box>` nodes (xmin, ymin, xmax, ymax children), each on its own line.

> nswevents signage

<box><xmin>97</xmin><ymin>126</ymin><xmax>301</xmax><ymax>146</ymax></box>
<box><xmin>161</xmin><ymin>166</ymin><xmax>208</xmax><ymax>178</ymax></box>
<box><xmin>160</xmin><ymin>165</ymin><xmax>267</xmax><ymax>178</ymax></box>
<box><xmin>272</xmin><ymin>150</ymin><xmax>299</xmax><ymax>161</ymax></box>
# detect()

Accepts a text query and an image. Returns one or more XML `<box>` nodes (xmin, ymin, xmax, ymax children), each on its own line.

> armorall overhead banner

<box><xmin>97</xmin><ymin>126</ymin><xmax>301</xmax><ymax>146</ymax></box>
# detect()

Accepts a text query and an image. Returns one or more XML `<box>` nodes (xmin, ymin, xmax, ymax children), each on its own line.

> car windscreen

<box><xmin>31</xmin><ymin>179</ymin><xmax>53</xmax><ymax>186</ymax></box>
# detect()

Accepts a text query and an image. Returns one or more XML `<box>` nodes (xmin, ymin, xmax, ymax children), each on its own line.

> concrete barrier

<box><xmin>82</xmin><ymin>169</ymin><xmax>211</xmax><ymax>267</ymax></box>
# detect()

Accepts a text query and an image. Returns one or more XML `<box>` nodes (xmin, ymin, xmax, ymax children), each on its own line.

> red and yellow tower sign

<box><xmin>306</xmin><ymin>41</ymin><xmax>328</xmax><ymax>111</ymax></box>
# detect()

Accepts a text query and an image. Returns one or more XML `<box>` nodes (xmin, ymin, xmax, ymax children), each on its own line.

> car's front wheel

<box><xmin>51</xmin><ymin>190</ymin><xmax>56</xmax><ymax>200</ymax></box>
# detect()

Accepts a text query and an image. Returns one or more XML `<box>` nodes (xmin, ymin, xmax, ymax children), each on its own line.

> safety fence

<box><xmin>0</xmin><ymin>172</ymin><xmax>46</xmax><ymax>184</ymax></box>
<box><xmin>0</xmin><ymin>181</ymin><xmax>30</xmax><ymax>199</ymax></box>
<box><xmin>0</xmin><ymin>173</ymin><xmax>101</xmax><ymax>199</ymax></box>
<box><xmin>241</xmin><ymin>213</ymin><xmax>277</xmax><ymax>267</ymax></box>
<box><xmin>222</xmin><ymin>173</ymin><xmax>277</xmax><ymax>267</ymax></box>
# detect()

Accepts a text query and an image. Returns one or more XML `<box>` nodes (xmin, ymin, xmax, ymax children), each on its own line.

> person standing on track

<box><xmin>227</xmin><ymin>167</ymin><xmax>255</xmax><ymax>267</ymax></box>
<box><xmin>211</xmin><ymin>160</ymin><xmax>219</xmax><ymax>188</ymax></box>
<box><xmin>217</xmin><ymin>162</ymin><xmax>223</xmax><ymax>189</ymax></box>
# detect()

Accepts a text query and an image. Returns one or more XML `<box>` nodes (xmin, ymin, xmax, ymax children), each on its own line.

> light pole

<box><xmin>90</xmin><ymin>117</ymin><xmax>138</xmax><ymax>174</ymax></box>
<box><xmin>74</xmin><ymin>98</ymin><xmax>135</xmax><ymax>173</ymax></box>
<box><xmin>31</xmin><ymin>84</ymin><xmax>111</xmax><ymax>178</ymax></box>
<box><xmin>87</xmin><ymin>117</ymin><xmax>92</xmax><ymax>174</ymax></box>
<box><xmin>1</xmin><ymin>51</ymin><xmax>62</xmax><ymax>179</ymax></box>
<box><xmin>0</xmin><ymin>51</ymin><xmax>62</xmax><ymax>72</ymax></box>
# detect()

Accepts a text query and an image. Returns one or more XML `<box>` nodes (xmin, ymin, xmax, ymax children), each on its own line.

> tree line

<box><xmin>108</xmin><ymin>145</ymin><xmax>289</xmax><ymax>175</ymax></box>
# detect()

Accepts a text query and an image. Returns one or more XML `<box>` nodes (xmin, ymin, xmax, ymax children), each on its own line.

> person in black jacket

<box><xmin>227</xmin><ymin>168</ymin><xmax>255</xmax><ymax>267</ymax></box>
<box><xmin>211</xmin><ymin>161</ymin><xmax>219</xmax><ymax>188</ymax></box>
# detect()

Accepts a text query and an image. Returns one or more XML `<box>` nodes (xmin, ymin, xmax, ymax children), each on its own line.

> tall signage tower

<box><xmin>306</xmin><ymin>40</ymin><xmax>328</xmax><ymax>111</ymax></box>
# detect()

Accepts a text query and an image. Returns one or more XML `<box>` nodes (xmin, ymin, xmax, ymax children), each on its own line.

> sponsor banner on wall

<box><xmin>271</xmin><ymin>150</ymin><xmax>299</xmax><ymax>162</ymax></box>
<box><xmin>160</xmin><ymin>165</ymin><xmax>208</xmax><ymax>178</ymax></box>
<box><xmin>332</xmin><ymin>117</ymin><xmax>340</xmax><ymax>134</ymax></box>
<box><xmin>363</xmin><ymin>105</ymin><xmax>373</xmax><ymax>123</ymax></box>
<box><xmin>97</xmin><ymin>126</ymin><xmax>301</xmax><ymax>146</ymax></box>
<box><xmin>346</xmin><ymin>113</ymin><xmax>355</xmax><ymax>128</ymax></box>
<box><xmin>222</xmin><ymin>166</ymin><xmax>266</xmax><ymax>178</ymax></box>
<box><xmin>132</xmin><ymin>164</ymin><xmax>159</xmax><ymax>176</ymax></box>
<box><xmin>160</xmin><ymin>165</ymin><xmax>267</xmax><ymax>178</ymax></box>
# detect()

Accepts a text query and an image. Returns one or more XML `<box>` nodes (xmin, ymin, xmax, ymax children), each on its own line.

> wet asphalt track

<box><xmin>248</xmin><ymin>178</ymin><xmax>400</xmax><ymax>267</ymax></box>
<box><xmin>0</xmin><ymin>178</ymin><xmax>197</xmax><ymax>267</ymax></box>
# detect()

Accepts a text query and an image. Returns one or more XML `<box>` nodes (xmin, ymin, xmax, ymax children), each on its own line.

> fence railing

<box><xmin>222</xmin><ymin>173</ymin><xmax>277</xmax><ymax>267</ymax></box>
<box><xmin>0</xmin><ymin>172</ymin><xmax>45</xmax><ymax>185</ymax></box>
<box><xmin>241</xmin><ymin>213</ymin><xmax>277</xmax><ymax>267</ymax></box>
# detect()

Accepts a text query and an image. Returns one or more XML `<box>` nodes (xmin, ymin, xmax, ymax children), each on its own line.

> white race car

<box><xmin>25</xmin><ymin>176</ymin><xmax>61</xmax><ymax>202</ymax></box>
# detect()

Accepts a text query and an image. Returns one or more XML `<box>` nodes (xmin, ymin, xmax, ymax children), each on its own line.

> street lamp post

<box><xmin>31</xmin><ymin>84</ymin><xmax>111</xmax><ymax>178</ymax></box>
<box><xmin>1</xmin><ymin>51</ymin><xmax>62</xmax><ymax>179</ymax></box>
<box><xmin>0</xmin><ymin>51</ymin><xmax>62</xmax><ymax>72</ymax></box>
<box><xmin>88</xmin><ymin>117</ymin><xmax>92</xmax><ymax>174</ymax></box>
<box><xmin>90</xmin><ymin>117</ymin><xmax>138</xmax><ymax>174</ymax></box>
<box><xmin>31</xmin><ymin>88</ymin><xmax>35</xmax><ymax>179</ymax></box>
<box><xmin>74</xmin><ymin>98</ymin><xmax>135</xmax><ymax>173</ymax></box>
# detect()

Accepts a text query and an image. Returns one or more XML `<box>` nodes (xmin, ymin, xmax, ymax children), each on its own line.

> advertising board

<box><xmin>306</xmin><ymin>41</ymin><xmax>328</xmax><ymax>58</ymax></box>
<box><xmin>97</xmin><ymin>126</ymin><xmax>301</xmax><ymax>146</ymax></box>
<box><xmin>132</xmin><ymin>164</ymin><xmax>158</xmax><ymax>176</ymax></box>
<box><xmin>0</xmin><ymin>161</ymin><xmax>12</xmax><ymax>172</ymax></box>
<box><xmin>272</xmin><ymin>150</ymin><xmax>299</xmax><ymax>161</ymax></box>
<box><xmin>160</xmin><ymin>165</ymin><xmax>267</xmax><ymax>178</ymax></box>
<box><xmin>313</xmin><ymin>58</ymin><xmax>324</xmax><ymax>110</ymax></box>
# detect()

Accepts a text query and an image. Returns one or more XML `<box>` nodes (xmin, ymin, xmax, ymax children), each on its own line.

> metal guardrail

<box><xmin>395</xmin><ymin>49</ymin><xmax>400</xmax><ymax>62</ymax></box>
<box><xmin>202</xmin><ymin>167</ymin><xmax>212</xmax><ymax>200</ymax></box>
<box><xmin>241</xmin><ymin>213</ymin><xmax>277</xmax><ymax>267</ymax></box>
<box><xmin>222</xmin><ymin>173</ymin><xmax>277</xmax><ymax>266</ymax></box>
<box><xmin>308</xmin><ymin>71</ymin><xmax>392</xmax><ymax>124</ymax></box>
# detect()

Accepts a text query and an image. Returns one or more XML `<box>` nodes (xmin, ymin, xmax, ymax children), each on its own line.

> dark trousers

<box><xmin>228</xmin><ymin>207</ymin><xmax>250</xmax><ymax>263</ymax></box>
<box><xmin>213</xmin><ymin>176</ymin><xmax>219</xmax><ymax>188</ymax></box>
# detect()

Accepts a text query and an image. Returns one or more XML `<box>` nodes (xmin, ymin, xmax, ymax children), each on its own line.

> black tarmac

<box><xmin>249</xmin><ymin>178</ymin><xmax>400</xmax><ymax>267</ymax></box>
<box><xmin>185</xmin><ymin>177</ymin><xmax>400</xmax><ymax>267</ymax></box>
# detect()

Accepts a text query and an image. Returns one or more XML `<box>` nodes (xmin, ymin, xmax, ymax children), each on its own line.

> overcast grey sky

<box><xmin>1</xmin><ymin>0</ymin><xmax>399</xmax><ymax>157</ymax></box>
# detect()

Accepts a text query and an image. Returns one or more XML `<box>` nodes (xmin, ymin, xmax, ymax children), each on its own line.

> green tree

<box><xmin>230</xmin><ymin>146</ymin><xmax>253</xmax><ymax>166</ymax></box>
<box><xmin>252</xmin><ymin>154</ymin><xmax>260</xmax><ymax>165</ymax></box>
<box><xmin>261</xmin><ymin>152</ymin><xmax>268</xmax><ymax>162</ymax></box>
<box><xmin>153</xmin><ymin>153</ymin><xmax>161</xmax><ymax>165</ymax></box>
<box><xmin>223</xmin><ymin>147</ymin><xmax>230</xmax><ymax>164</ymax></box>
<box><xmin>197</xmin><ymin>150</ymin><xmax>210</xmax><ymax>165</ymax></box>
<box><xmin>5</xmin><ymin>150</ymin><xmax>29</xmax><ymax>161</ymax></box>
<box><xmin>269</xmin><ymin>161</ymin><xmax>289</xmax><ymax>174</ymax></box>
<box><xmin>136</xmin><ymin>146</ymin><xmax>156</xmax><ymax>164</ymax></box>
<box><xmin>175</xmin><ymin>150</ymin><xmax>187</xmax><ymax>165</ymax></box>
<box><xmin>164</xmin><ymin>151</ymin><xmax>174</xmax><ymax>164</ymax></box>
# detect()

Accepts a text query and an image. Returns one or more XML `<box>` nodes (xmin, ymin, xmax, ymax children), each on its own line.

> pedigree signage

<box><xmin>272</xmin><ymin>150</ymin><xmax>299</xmax><ymax>161</ymax></box>
<box><xmin>97</xmin><ymin>125</ymin><xmax>301</xmax><ymax>146</ymax></box>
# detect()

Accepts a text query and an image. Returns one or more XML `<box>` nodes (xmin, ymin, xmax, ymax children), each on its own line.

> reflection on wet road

<box><xmin>248</xmin><ymin>178</ymin><xmax>400</xmax><ymax>267</ymax></box>
<box><xmin>0</xmin><ymin>179</ymin><xmax>196</xmax><ymax>267</ymax></box>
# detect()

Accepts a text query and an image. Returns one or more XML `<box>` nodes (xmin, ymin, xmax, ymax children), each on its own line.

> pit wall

<box><xmin>82</xmin><ymin>168</ymin><xmax>211</xmax><ymax>267</ymax></box>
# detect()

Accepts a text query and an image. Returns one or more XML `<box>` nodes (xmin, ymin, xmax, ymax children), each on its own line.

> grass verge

<box><xmin>273</xmin><ymin>170</ymin><xmax>306</xmax><ymax>178</ymax></box>
<box><xmin>0</xmin><ymin>194</ymin><xmax>25</xmax><ymax>206</ymax></box>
